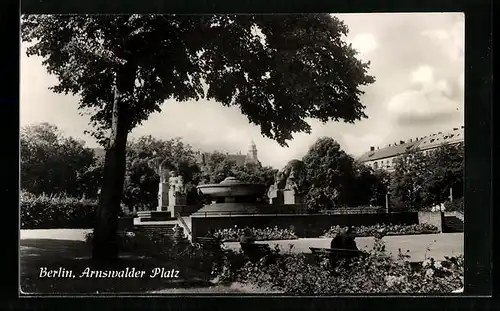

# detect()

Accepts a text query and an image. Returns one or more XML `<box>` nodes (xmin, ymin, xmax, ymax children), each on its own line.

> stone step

<box><xmin>443</xmin><ymin>216</ymin><xmax>464</xmax><ymax>233</ymax></box>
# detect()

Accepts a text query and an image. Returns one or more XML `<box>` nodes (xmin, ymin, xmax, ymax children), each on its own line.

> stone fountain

<box><xmin>193</xmin><ymin>177</ymin><xmax>269</xmax><ymax>216</ymax></box>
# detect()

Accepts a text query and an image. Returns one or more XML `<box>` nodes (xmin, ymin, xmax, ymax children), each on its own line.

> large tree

<box><xmin>22</xmin><ymin>14</ymin><xmax>375</xmax><ymax>261</ymax></box>
<box><xmin>21</xmin><ymin>122</ymin><xmax>96</xmax><ymax>197</ymax></box>
<box><xmin>422</xmin><ymin>142</ymin><xmax>464</xmax><ymax>206</ymax></box>
<box><xmin>390</xmin><ymin>149</ymin><xmax>431</xmax><ymax>210</ymax></box>
<box><xmin>301</xmin><ymin>137</ymin><xmax>356</xmax><ymax>211</ymax></box>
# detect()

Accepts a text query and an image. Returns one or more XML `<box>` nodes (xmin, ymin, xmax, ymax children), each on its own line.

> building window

<box><xmin>374</xmin><ymin>162</ymin><xmax>378</xmax><ymax>169</ymax></box>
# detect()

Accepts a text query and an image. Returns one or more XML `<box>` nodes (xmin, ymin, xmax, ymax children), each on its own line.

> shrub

<box><xmin>444</xmin><ymin>197</ymin><xmax>464</xmax><ymax>213</ymax></box>
<box><xmin>21</xmin><ymin>191</ymin><xmax>98</xmax><ymax>229</ymax></box>
<box><xmin>85</xmin><ymin>229</ymin><xmax>249</xmax><ymax>278</ymax></box>
<box><xmin>232</xmin><ymin>236</ymin><xmax>463</xmax><ymax>294</ymax></box>
<box><xmin>213</xmin><ymin>226</ymin><xmax>298</xmax><ymax>242</ymax></box>
<box><xmin>321</xmin><ymin>223</ymin><xmax>439</xmax><ymax>238</ymax></box>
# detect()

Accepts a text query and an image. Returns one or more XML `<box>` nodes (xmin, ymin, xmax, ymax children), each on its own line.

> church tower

<box><xmin>244</xmin><ymin>140</ymin><xmax>260</xmax><ymax>165</ymax></box>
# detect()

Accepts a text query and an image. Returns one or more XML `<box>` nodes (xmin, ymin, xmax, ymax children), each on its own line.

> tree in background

<box><xmin>21</xmin><ymin>123</ymin><xmax>97</xmax><ymax>198</ymax></box>
<box><xmin>22</xmin><ymin>14</ymin><xmax>374</xmax><ymax>261</ymax></box>
<box><xmin>421</xmin><ymin>142</ymin><xmax>464</xmax><ymax>206</ymax></box>
<box><xmin>345</xmin><ymin>162</ymin><xmax>389</xmax><ymax>207</ymax></box>
<box><xmin>389</xmin><ymin>143</ymin><xmax>464</xmax><ymax>210</ymax></box>
<box><xmin>199</xmin><ymin>152</ymin><xmax>239</xmax><ymax>184</ymax></box>
<box><xmin>390</xmin><ymin>149</ymin><xmax>431</xmax><ymax>210</ymax></box>
<box><xmin>123</xmin><ymin>136</ymin><xmax>201</xmax><ymax>211</ymax></box>
<box><xmin>301</xmin><ymin>137</ymin><xmax>356</xmax><ymax>211</ymax></box>
<box><xmin>231</xmin><ymin>163</ymin><xmax>277</xmax><ymax>187</ymax></box>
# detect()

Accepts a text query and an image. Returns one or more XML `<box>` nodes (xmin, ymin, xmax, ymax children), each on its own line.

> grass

<box><xmin>20</xmin><ymin>239</ymin><xmax>216</xmax><ymax>294</ymax></box>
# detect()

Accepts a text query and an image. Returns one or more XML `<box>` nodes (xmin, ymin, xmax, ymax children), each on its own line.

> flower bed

<box><xmin>213</xmin><ymin>226</ymin><xmax>298</xmax><ymax>242</ymax></box>
<box><xmin>321</xmin><ymin>223</ymin><xmax>439</xmax><ymax>238</ymax></box>
<box><xmin>216</xmin><ymin>236</ymin><xmax>464</xmax><ymax>294</ymax></box>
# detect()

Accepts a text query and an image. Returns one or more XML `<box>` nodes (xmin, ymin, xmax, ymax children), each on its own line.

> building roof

<box><xmin>413</xmin><ymin>127</ymin><xmax>464</xmax><ymax>151</ymax></box>
<box><xmin>357</xmin><ymin>141</ymin><xmax>420</xmax><ymax>162</ymax></box>
<box><xmin>357</xmin><ymin>126</ymin><xmax>464</xmax><ymax>162</ymax></box>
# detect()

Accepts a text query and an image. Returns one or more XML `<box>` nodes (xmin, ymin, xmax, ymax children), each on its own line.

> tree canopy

<box><xmin>21</xmin><ymin>122</ymin><xmax>97</xmax><ymax>197</ymax></box>
<box><xmin>22</xmin><ymin>14</ymin><xmax>374</xmax><ymax>145</ymax></box>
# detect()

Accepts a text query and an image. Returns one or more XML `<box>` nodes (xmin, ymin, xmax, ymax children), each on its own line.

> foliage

<box><xmin>321</xmin><ymin>223</ymin><xmax>439</xmax><ymax>238</ymax></box>
<box><xmin>123</xmin><ymin>136</ymin><xmax>201</xmax><ymax>211</ymax></box>
<box><xmin>390</xmin><ymin>143</ymin><xmax>464</xmax><ymax>210</ymax></box>
<box><xmin>199</xmin><ymin>151</ymin><xmax>277</xmax><ymax>188</ymax></box>
<box><xmin>21</xmin><ymin>123</ymin><xmax>99</xmax><ymax>198</ymax></box>
<box><xmin>231</xmin><ymin>164</ymin><xmax>278</xmax><ymax>188</ymax></box>
<box><xmin>444</xmin><ymin>197</ymin><xmax>464</xmax><ymax>213</ymax></box>
<box><xmin>213</xmin><ymin>226</ymin><xmax>298</xmax><ymax>242</ymax></box>
<box><xmin>423</xmin><ymin>143</ymin><xmax>464</xmax><ymax>205</ymax></box>
<box><xmin>85</xmin><ymin>229</ymin><xmax>248</xmax><ymax>278</ymax></box>
<box><xmin>22</xmin><ymin>14</ymin><xmax>375</xmax><ymax>260</ymax></box>
<box><xmin>390</xmin><ymin>150</ymin><xmax>431</xmax><ymax>210</ymax></box>
<box><xmin>21</xmin><ymin>191</ymin><xmax>98</xmax><ymax>229</ymax></box>
<box><xmin>22</xmin><ymin>14</ymin><xmax>374</xmax><ymax>147</ymax></box>
<box><xmin>300</xmin><ymin>137</ymin><xmax>356</xmax><ymax>211</ymax></box>
<box><xmin>199</xmin><ymin>151</ymin><xmax>239</xmax><ymax>184</ymax></box>
<box><xmin>232</xmin><ymin>236</ymin><xmax>463</xmax><ymax>294</ymax></box>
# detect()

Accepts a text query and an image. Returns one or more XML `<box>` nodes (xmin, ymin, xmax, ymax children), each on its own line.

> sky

<box><xmin>20</xmin><ymin>13</ymin><xmax>464</xmax><ymax>169</ymax></box>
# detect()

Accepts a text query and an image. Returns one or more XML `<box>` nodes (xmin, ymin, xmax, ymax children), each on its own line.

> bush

<box><xmin>444</xmin><ymin>197</ymin><xmax>464</xmax><ymax>213</ymax></box>
<box><xmin>321</xmin><ymin>223</ymin><xmax>439</xmax><ymax>238</ymax></box>
<box><xmin>21</xmin><ymin>191</ymin><xmax>98</xmax><ymax>229</ymax></box>
<box><xmin>232</xmin><ymin>236</ymin><xmax>463</xmax><ymax>294</ymax></box>
<box><xmin>213</xmin><ymin>226</ymin><xmax>298</xmax><ymax>242</ymax></box>
<box><xmin>85</xmin><ymin>229</ymin><xmax>249</xmax><ymax>278</ymax></box>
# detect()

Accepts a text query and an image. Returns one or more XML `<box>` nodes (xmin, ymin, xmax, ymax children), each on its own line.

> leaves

<box><xmin>21</xmin><ymin>123</ymin><xmax>98</xmax><ymax>198</ymax></box>
<box><xmin>22</xmin><ymin>14</ymin><xmax>374</xmax><ymax>147</ymax></box>
<box><xmin>390</xmin><ymin>143</ymin><xmax>464</xmax><ymax>210</ymax></box>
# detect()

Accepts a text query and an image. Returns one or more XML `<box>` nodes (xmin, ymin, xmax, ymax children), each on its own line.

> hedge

<box><xmin>21</xmin><ymin>191</ymin><xmax>97</xmax><ymax>229</ymax></box>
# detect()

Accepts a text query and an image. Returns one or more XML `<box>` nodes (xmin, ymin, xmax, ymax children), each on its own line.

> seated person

<box><xmin>330</xmin><ymin>226</ymin><xmax>358</xmax><ymax>250</ymax></box>
<box><xmin>239</xmin><ymin>227</ymin><xmax>255</xmax><ymax>244</ymax></box>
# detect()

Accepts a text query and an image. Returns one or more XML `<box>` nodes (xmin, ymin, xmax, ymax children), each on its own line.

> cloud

<box><xmin>421</xmin><ymin>19</ymin><xmax>464</xmax><ymax>62</ymax></box>
<box><xmin>386</xmin><ymin>89</ymin><xmax>460</xmax><ymax>126</ymax></box>
<box><xmin>410</xmin><ymin>65</ymin><xmax>434</xmax><ymax>86</ymax></box>
<box><xmin>348</xmin><ymin>33</ymin><xmax>378</xmax><ymax>60</ymax></box>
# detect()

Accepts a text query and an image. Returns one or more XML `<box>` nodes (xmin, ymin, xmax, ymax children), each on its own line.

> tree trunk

<box><xmin>92</xmin><ymin>64</ymin><xmax>135</xmax><ymax>262</ymax></box>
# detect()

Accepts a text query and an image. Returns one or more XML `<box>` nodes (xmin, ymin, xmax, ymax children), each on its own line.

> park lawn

<box><xmin>20</xmin><ymin>238</ymin><xmax>216</xmax><ymax>294</ymax></box>
<box><xmin>20</xmin><ymin>232</ymin><xmax>269</xmax><ymax>294</ymax></box>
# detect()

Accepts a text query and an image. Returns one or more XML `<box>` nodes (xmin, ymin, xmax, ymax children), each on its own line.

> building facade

<box><xmin>195</xmin><ymin>140</ymin><xmax>261</xmax><ymax>167</ymax></box>
<box><xmin>357</xmin><ymin>126</ymin><xmax>464</xmax><ymax>172</ymax></box>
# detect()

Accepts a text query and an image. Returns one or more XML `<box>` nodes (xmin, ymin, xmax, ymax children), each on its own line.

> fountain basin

<box><xmin>197</xmin><ymin>177</ymin><xmax>267</xmax><ymax>198</ymax></box>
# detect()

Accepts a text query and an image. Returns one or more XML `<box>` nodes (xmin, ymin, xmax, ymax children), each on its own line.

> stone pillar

<box><xmin>283</xmin><ymin>188</ymin><xmax>296</xmax><ymax>205</ymax></box>
<box><xmin>157</xmin><ymin>182</ymin><xmax>169</xmax><ymax>211</ymax></box>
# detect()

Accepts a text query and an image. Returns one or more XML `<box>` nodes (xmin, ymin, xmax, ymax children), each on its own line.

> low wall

<box><xmin>171</xmin><ymin>205</ymin><xmax>201</xmax><ymax>216</ymax></box>
<box><xmin>417</xmin><ymin>211</ymin><xmax>443</xmax><ymax>232</ymax></box>
<box><xmin>191</xmin><ymin>212</ymin><xmax>419</xmax><ymax>239</ymax></box>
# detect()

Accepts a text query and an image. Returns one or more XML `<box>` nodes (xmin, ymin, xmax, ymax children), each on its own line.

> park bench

<box><xmin>310</xmin><ymin>247</ymin><xmax>366</xmax><ymax>267</ymax></box>
<box><xmin>240</xmin><ymin>242</ymin><xmax>273</xmax><ymax>263</ymax></box>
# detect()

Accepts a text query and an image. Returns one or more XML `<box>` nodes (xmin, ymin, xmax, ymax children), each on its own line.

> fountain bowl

<box><xmin>197</xmin><ymin>177</ymin><xmax>267</xmax><ymax>198</ymax></box>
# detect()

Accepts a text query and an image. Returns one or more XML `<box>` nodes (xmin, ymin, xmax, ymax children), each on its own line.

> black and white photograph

<box><xmin>20</xmin><ymin>13</ymin><xmax>465</xmax><ymax>295</ymax></box>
